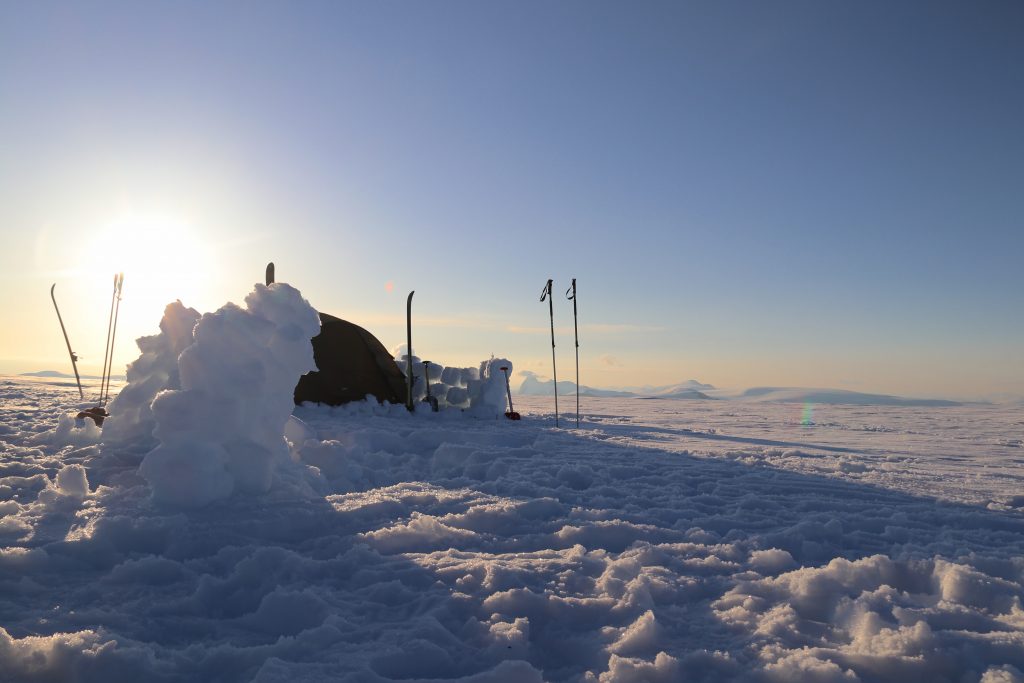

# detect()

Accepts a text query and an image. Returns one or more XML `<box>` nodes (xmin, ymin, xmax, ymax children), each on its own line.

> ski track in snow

<box><xmin>1</xmin><ymin>376</ymin><xmax>1023</xmax><ymax>682</ymax></box>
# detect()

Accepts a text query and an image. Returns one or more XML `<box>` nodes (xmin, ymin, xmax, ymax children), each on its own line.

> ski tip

<box><xmin>265</xmin><ymin>262</ymin><xmax>275</xmax><ymax>286</ymax></box>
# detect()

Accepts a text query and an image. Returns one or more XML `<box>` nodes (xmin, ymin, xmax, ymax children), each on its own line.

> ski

<box><xmin>266</xmin><ymin>262</ymin><xmax>275</xmax><ymax>286</ymax></box>
<box><xmin>50</xmin><ymin>284</ymin><xmax>84</xmax><ymax>400</ymax></box>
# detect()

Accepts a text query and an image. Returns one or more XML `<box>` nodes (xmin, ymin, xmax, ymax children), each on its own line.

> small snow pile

<box><xmin>33</xmin><ymin>464</ymin><xmax>91</xmax><ymax>507</ymax></box>
<box><xmin>53</xmin><ymin>464</ymin><xmax>90</xmax><ymax>500</ymax></box>
<box><xmin>101</xmin><ymin>300</ymin><xmax>201</xmax><ymax>448</ymax></box>
<box><xmin>714</xmin><ymin>554</ymin><xmax>1024</xmax><ymax>679</ymax></box>
<box><xmin>138</xmin><ymin>283</ymin><xmax>321</xmax><ymax>507</ymax></box>
<box><xmin>28</xmin><ymin>411</ymin><xmax>102</xmax><ymax>447</ymax></box>
<box><xmin>396</xmin><ymin>349</ymin><xmax>514</xmax><ymax>417</ymax></box>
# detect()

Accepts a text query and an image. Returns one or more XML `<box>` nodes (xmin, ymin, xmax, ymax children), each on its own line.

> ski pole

<box><xmin>566</xmin><ymin>278</ymin><xmax>579</xmax><ymax>428</ymax></box>
<box><xmin>99</xmin><ymin>273</ymin><xmax>118</xmax><ymax>403</ymax></box>
<box><xmin>50</xmin><ymin>284</ymin><xmax>84</xmax><ymax>400</ymax></box>
<box><xmin>540</xmin><ymin>279</ymin><xmax>558</xmax><ymax>427</ymax></box>
<box><xmin>102</xmin><ymin>273</ymin><xmax>124</xmax><ymax>405</ymax></box>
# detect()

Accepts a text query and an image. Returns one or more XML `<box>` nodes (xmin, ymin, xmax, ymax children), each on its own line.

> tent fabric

<box><xmin>294</xmin><ymin>312</ymin><xmax>407</xmax><ymax>406</ymax></box>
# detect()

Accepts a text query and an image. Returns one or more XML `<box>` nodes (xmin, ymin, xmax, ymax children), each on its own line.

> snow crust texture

<box><xmin>2</xmin><ymin>320</ymin><xmax>1024</xmax><ymax>680</ymax></box>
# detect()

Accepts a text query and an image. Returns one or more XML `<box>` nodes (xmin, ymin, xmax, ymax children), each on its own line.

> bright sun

<box><xmin>80</xmin><ymin>215</ymin><xmax>214</xmax><ymax>338</ymax></box>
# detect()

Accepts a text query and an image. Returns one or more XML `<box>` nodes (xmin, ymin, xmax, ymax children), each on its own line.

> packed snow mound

<box><xmin>101</xmin><ymin>300</ymin><xmax>200</xmax><ymax>448</ymax></box>
<box><xmin>138</xmin><ymin>283</ymin><xmax>321</xmax><ymax>507</ymax></box>
<box><xmin>395</xmin><ymin>349</ymin><xmax>514</xmax><ymax>417</ymax></box>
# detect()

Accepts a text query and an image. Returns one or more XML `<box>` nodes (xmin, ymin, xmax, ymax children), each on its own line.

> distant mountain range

<box><xmin>517</xmin><ymin>373</ymin><xmax>715</xmax><ymax>400</ymax></box>
<box><xmin>20</xmin><ymin>370</ymin><xmax>125</xmax><ymax>381</ymax></box>
<box><xmin>517</xmin><ymin>374</ymin><xmax>963</xmax><ymax>406</ymax></box>
<box><xmin>23</xmin><ymin>369</ymin><xmax>964</xmax><ymax>407</ymax></box>
<box><xmin>738</xmin><ymin>387</ymin><xmax>962</xmax><ymax>407</ymax></box>
<box><xmin>517</xmin><ymin>372</ymin><xmax>636</xmax><ymax>398</ymax></box>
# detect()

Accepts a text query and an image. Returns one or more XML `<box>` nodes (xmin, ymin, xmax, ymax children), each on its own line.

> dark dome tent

<box><xmin>294</xmin><ymin>312</ymin><xmax>407</xmax><ymax>406</ymax></box>
<box><xmin>263</xmin><ymin>263</ymin><xmax>408</xmax><ymax>406</ymax></box>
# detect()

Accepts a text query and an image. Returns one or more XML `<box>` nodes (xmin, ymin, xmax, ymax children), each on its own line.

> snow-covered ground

<box><xmin>2</xmin><ymin>374</ymin><xmax>1023</xmax><ymax>682</ymax></box>
<box><xmin>2</xmin><ymin>276</ymin><xmax>1023</xmax><ymax>683</ymax></box>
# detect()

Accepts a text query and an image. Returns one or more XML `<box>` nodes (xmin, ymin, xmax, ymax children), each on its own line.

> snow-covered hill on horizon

<box><xmin>517</xmin><ymin>371</ymin><xmax>635</xmax><ymax>398</ymax></box>
<box><xmin>518</xmin><ymin>374</ymin><xmax>717</xmax><ymax>400</ymax></box>
<box><xmin>519</xmin><ymin>373</ymin><xmax>967</xmax><ymax>406</ymax></box>
<box><xmin>738</xmin><ymin>386</ymin><xmax>964</xmax><ymax>407</ymax></box>
<box><xmin>21</xmin><ymin>369</ymin><xmax>127</xmax><ymax>381</ymax></box>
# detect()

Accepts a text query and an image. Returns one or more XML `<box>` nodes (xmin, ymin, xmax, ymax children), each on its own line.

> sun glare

<box><xmin>79</xmin><ymin>215</ymin><xmax>214</xmax><ymax>343</ymax></box>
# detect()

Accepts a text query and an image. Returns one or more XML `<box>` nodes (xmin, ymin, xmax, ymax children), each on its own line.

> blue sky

<box><xmin>1</xmin><ymin>1</ymin><xmax>1021</xmax><ymax>398</ymax></box>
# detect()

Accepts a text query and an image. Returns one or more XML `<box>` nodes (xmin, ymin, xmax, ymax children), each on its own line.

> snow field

<box><xmin>1</xmin><ymin>385</ymin><xmax>1022</xmax><ymax>681</ymax></box>
<box><xmin>0</xmin><ymin>282</ymin><xmax>1022</xmax><ymax>681</ymax></box>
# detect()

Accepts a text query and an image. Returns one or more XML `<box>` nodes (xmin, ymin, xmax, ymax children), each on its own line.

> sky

<box><xmin>1</xmin><ymin>1</ymin><xmax>1022</xmax><ymax>400</ymax></box>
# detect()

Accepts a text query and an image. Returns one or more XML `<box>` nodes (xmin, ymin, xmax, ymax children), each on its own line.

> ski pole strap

<box><xmin>565</xmin><ymin>278</ymin><xmax>575</xmax><ymax>300</ymax></box>
<box><xmin>540</xmin><ymin>279</ymin><xmax>552</xmax><ymax>302</ymax></box>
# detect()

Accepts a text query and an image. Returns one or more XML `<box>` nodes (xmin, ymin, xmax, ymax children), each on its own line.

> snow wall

<box><xmin>396</xmin><ymin>351</ymin><xmax>513</xmax><ymax>418</ymax></box>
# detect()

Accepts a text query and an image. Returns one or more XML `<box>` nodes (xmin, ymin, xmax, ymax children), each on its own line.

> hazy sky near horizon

<box><xmin>1</xmin><ymin>1</ymin><xmax>1022</xmax><ymax>399</ymax></box>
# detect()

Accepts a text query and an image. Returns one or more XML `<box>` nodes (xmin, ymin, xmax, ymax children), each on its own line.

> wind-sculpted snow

<box><xmin>0</xmin><ymin>377</ymin><xmax>1023</xmax><ymax>681</ymax></box>
<box><xmin>101</xmin><ymin>300</ymin><xmax>201</xmax><ymax>450</ymax></box>
<box><xmin>138</xmin><ymin>283</ymin><xmax>322</xmax><ymax>507</ymax></box>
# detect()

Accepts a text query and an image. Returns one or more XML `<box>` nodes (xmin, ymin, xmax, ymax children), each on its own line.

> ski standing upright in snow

<box><xmin>540</xmin><ymin>278</ymin><xmax>559</xmax><ymax>427</ymax></box>
<box><xmin>566</xmin><ymin>278</ymin><xmax>579</xmax><ymax>428</ymax></box>
<box><xmin>50</xmin><ymin>284</ymin><xmax>84</xmax><ymax>400</ymax></box>
<box><xmin>406</xmin><ymin>291</ymin><xmax>415</xmax><ymax>412</ymax></box>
